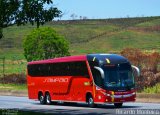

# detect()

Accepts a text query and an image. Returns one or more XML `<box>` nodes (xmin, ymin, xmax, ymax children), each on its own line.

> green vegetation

<box><xmin>0</xmin><ymin>109</ymin><xmax>52</xmax><ymax>115</ymax></box>
<box><xmin>0</xmin><ymin>0</ymin><xmax>61</xmax><ymax>39</ymax></box>
<box><xmin>71</xmin><ymin>30</ymin><xmax>160</xmax><ymax>54</ymax></box>
<box><xmin>0</xmin><ymin>51</ymin><xmax>26</xmax><ymax>76</ymax></box>
<box><xmin>23</xmin><ymin>27</ymin><xmax>70</xmax><ymax>61</ymax></box>
<box><xmin>0</xmin><ymin>0</ymin><xmax>20</xmax><ymax>39</ymax></box>
<box><xmin>136</xmin><ymin>19</ymin><xmax>160</xmax><ymax>27</ymax></box>
<box><xmin>0</xmin><ymin>16</ymin><xmax>160</xmax><ymax>94</ymax></box>
<box><xmin>0</xmin><ymin>16</ymin><xmax>160</xmax><ymax>74</ymax></box>
<box><xmin>1</xmin><ymin>16</ymin><xmax>160</xmax><ymax>54</ymax></box>
<box><xmin>0</xmin><ymin>84</ymin><xmax>27</xmax><ymax>90</ymax></box>
<box><xmin>142</xmin><ymin>83</ymin><xmax>160</xmax><ymax>94</ymax></box>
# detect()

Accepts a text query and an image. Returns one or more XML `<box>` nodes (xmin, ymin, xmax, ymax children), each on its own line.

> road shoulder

<box><xmin>0</xmin><ymin>90</ymin><xmax>160</xmax><ymax>103</ymax></box>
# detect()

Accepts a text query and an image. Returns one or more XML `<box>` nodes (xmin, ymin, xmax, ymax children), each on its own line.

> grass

<box><xmin>1</xmin><ymin>16</ymin><xmax>160</xmax><ymax>49</ymax></box>
<box><xmin>70</xmin><ymin>29</ymin><xmax>160</xmax><ymax>55</ymax></box>
<box><xmin>142</xmin><ymin>83</ymin><xmax>160</xmax><ymax>94</ymax></box>
<box><xmin>0</xmin><ymin>109</ymin><xmax>52</xmax><ymax>115</ymax></box>
<box><xmin>0</xmin><ymin>48</ymin><xmax>25</xmax><ymax>60</ymax></box>
<box><xmin>0</xmin><ymin>49</ymin><xmax>27</xmax><ymax>75</ymax></box>
<box><xmin>136</xmin><ymin>18</ymin><xmax>160</xmax><ymax>27</ymax></box>
<box><xmin>0</xmin><ymin>55</ymin><xmax>27</xmax><ymax>75</ymax></box>
<box><xmin>0</xmin><ymin>17</ymin><xmax>159</xmax><ymax>94</ymax></box>
<box><xmin>0</xmin><ymin>16</ymin><xmax>160</xmax><ymax>75</ymax></box>
<box><xmin>0</xmin><ymin>83</ymin><xmax>27</xmax><ymax>91</ymax></box>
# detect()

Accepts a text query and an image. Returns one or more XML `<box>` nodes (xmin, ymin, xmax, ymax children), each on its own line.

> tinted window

<box><xmin>92</xmin><ymin>68</ymin><xmax>104</xmax><ymax>87</ymax></box>
<box><xmin>27</xmin><ymin>61</ymin><xmax>89</xmax><ymax>77</ymax></box>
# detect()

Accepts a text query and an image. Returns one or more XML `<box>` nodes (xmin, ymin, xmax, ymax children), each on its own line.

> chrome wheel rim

<box><xmin>46</xmin><ymin>95</ymin><xmax>50</xmax><ymax>103</ymax></box>
<box><xmin>89</xmin><ymin>98</ymin><xmax>93</xmax><ymax>105</ymax></box>
<box><xmin>40</xmin><ymin>95</ymin><xmax>44</xmax><ymax>102</ymax></box>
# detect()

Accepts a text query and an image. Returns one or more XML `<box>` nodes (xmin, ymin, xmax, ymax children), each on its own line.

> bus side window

<box><xmin>28</xmin><ymin>61</ymin><xmax>90</xmax><ymax>77</ymax></box>
<box><xmin>67</xmin><ymin>62</ymin><xmax>89</xmax><ymax>78</ymax></box>
<box><xmin>28</xmin><ymin>64</ymin><xmax>39</xmax><ymax>76</ymax></box>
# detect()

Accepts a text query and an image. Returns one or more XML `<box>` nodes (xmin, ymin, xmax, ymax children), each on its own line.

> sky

<box><xmin>53</xmin><ymin>0</ymin><xmax>160</xmax><ymax>20</ymax></box>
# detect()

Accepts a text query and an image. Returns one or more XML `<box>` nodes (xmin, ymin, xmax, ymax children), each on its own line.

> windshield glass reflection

<box><xmin>102</xmin><ymin>63</ymin><xmax>135</xmax><ymax>90</ymax></box>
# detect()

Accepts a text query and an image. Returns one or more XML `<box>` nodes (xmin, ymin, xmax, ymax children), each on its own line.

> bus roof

<box><xmin>87</xmin><ymin>54</ymin><xmax>129</xmax><ymax>64</ymax></box>
<box><xmin>28</xmin><ymin>55</ymin><xmax>87</xmax><ymax>65</ymax></box>
<box><xmin>28</xmin><ymin>54</ymin><xmax>129</xmax><ymax>65</ymax></box>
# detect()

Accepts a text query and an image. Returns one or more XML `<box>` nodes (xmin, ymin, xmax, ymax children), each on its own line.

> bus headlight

<box><xmin>106</xmin><ymin>93</ymin><xmax>111</xmax><ymax>96</ymax></box>
<box><xmin>132</xmin><ymin>92</ymin><xmax>136</xmax><ymax>95</ymax></box>
<box><xmin>100</xmin><ymin>91</ymin><xmax>110</xmax><ymax>96</ymax></box>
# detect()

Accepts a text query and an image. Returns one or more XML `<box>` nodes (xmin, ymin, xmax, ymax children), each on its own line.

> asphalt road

<box><xmin>0</xmin><ymin>96</ymin><xmax>160</xmax><ymax>115</ymax></box>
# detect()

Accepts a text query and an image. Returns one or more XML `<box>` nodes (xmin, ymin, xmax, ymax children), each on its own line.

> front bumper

<box><xmin>95</xmin><ymin>92</ymin><xmax>136</xmax><ymax>103</ymax></box>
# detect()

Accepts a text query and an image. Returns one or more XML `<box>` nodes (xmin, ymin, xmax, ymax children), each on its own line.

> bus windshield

<box><xmin>102</xmin><ymin>63</ymin><xmax>135</xmax><ymax>91</ymax></box>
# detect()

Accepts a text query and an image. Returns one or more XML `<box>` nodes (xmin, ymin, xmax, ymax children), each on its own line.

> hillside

<box><xmin>1</xmin><ymin>16</ymin><xmax>160</xmax><ymax>57</ymax></box>
<box><xmin>0</xmin><ymin>16</ymin><xmax>160</xmax><ymax>58</ymax></box>
<box><xmin>0</xmin><ymin>16</ymin><xmax>160</xmax><ymax>77</ymax></box>
<box><xmin>0</xmin><ymin>16</ymin><xmax>160</xmax><ymax>93</ymax></box>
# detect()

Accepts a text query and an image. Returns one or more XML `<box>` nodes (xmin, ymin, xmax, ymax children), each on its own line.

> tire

<box><xmin>114</xmin><ymin>103</ymin><xmax>123</xmax><ymax>108</ymax></box>
<box><xmin>87</xmin><ymin>95</ymin><xmax>95</xmax><ymax>108</ymax></box>
<box><xmin>45</xmin><ymin>93</ymin><xmax>51</xmax><ymax>105</ymax></box>
<box><xmin>39</xmin><ymin>93</ymin><xmax>45</xmax><ymax>104</ymax></box>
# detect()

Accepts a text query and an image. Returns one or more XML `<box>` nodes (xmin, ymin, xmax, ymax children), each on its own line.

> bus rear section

<box><xmin>27</xmin><ymin>54</ymin><xmax>140</xmax><ymax>108</ymax></box>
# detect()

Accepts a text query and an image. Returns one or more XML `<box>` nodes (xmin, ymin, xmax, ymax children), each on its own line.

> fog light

<box><xmin>106</xmin><ymin>99</ymin><xmax>108</xmax><ymax>102</ymax></box>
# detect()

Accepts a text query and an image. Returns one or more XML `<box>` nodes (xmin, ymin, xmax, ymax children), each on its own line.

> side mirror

<box><xmin>94</xmin><ymin>66</ymin><xmax>105</xmax><ymax>79</ymax></box>
<box><xmin>131</xmin><ymin>65</ymin><xmax>140</xmax><ymax>77</ymax></box>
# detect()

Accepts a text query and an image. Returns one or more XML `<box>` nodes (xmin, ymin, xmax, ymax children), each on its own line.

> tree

<box><xmin>70</xmin><ymin>13</ymin><xmax>77</xmax><ymax>20</ymax></box>
<box><xmin>16</xmin><ymin>0</ymin><xmax>61</xmax><ymax>28</ymax></box>
<box><xmin>0</xmin><ymin>0</ymin><xmax>61</xmax><ymax>39</ymax></box>
<box><xmin>0</xmin><ymin>0</ymin><xmax>20</xmax><ymax>39</ymax></box>
<box><xmin>23</xmin><ymin>27</ymin><xmax>70</xmax><ymax>62</ymax></box>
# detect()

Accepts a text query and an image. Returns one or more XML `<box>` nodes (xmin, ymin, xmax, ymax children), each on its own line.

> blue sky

<box><xmin>53</xmin><ymin>0</ymin><xmax>160</xmax><ymax>20</ymax></box>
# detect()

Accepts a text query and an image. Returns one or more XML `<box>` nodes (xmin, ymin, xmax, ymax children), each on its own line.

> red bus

<box><xmin>27</xmin><ymin>54</ymin><xmax>140</xmax><ymax>108</ymax></box>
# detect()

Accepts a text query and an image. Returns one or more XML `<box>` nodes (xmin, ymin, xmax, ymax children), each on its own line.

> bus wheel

<box><xmin>45</xmin><ymin>93</ymin><xmax>51</xmax><ymax>105</ymax></box>
<box><xmin>39</xmin><ymin>93</ymin><xmax>45</xmax><ymax>104</ymax></box>
<box><xmin>114</xmin><ymin>103</ymin><xmax>123</xmax><ymax>108</ymax></box>
<box><xmin>87</xmin><ymin>95</ymin><xmax>95</xmax><ymax>108</ymax></box>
